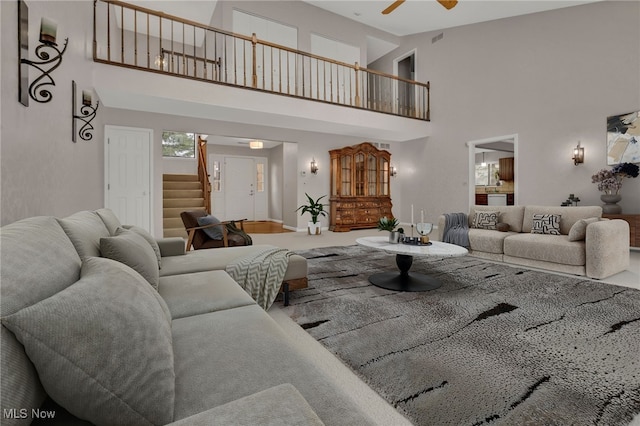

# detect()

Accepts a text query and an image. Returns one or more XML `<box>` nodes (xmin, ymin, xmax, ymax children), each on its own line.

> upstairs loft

<box><xmin>92</xmin><ymin>0</ymin><xmax>432</xmax><ymax>142</ymax></box>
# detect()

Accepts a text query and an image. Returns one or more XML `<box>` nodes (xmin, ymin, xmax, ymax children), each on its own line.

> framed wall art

<box><xmin>607</xmin><ymin>110</ymin><xmax>640</xmax><ymax>165</ymax></box>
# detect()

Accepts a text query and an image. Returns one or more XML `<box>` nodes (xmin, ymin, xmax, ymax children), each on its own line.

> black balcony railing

<box><xmin>93</xmin><ymin>0</ymin><xmax>430</xmax><ymax>121</ymax></box>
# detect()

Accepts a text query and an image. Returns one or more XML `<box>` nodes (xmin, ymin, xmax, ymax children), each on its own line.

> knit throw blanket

<box><xmin>226</xmin><ymin>248</ymin><xmax>292</xmax><ymax>310</ymax></box>
<box><xmin>443</xmin><ymin>212</ymin><xmax>470</xmax><ymax>248</ymax></box>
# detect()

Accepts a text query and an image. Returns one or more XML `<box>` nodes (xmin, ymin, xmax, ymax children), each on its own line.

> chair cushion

<box><xmin>100</xmin><ymin>228</ymin><xmax>160</xmax><ymax>289</ymax></box>
<box><xmin>197</xmin><ymin>215</ymin><xmax>224</xmax><ymax>240</ymax></box>
<box><xmin>2</xmin><ymin>257</ymin><xmax>175</xmax><ymax>426</ymax></box>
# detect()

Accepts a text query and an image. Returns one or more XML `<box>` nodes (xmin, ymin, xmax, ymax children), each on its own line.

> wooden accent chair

<box><xmin>180</xmin><ymin>210</ymin><xmax>250</xmax><ymax>251</ymax></box>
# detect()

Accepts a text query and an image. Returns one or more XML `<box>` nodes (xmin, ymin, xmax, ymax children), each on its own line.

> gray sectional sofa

<box><xmin>437</xmin><ymin>205</ymin><xmax>630</xmax><ymax>279</ymax></box>
<box><xmin>1</xmin><ymin>209</ymin><xmax>373</xmax><ymax>425</ymax></box>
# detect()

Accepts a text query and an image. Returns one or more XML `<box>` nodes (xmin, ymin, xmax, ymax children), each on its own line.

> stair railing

<box><xmin>197</xmin><ymin>136</ymin><xmax>211</xmax><ymax>214</ymax></box>
<box><xmin>93</xmin><ymin>0</ymin><xmax>430</xmax><ymax>121</ymax></box>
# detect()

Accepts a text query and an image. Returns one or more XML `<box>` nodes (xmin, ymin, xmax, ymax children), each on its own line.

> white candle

<box><xmin>411</xmin><ymin>204</ymin><xmax>414</xmax><ymax>224</ymax></box>
<box><xmin>421</xmin><ymin>209</ymin><xmax>424</xmax><ymax>224</ymax></box>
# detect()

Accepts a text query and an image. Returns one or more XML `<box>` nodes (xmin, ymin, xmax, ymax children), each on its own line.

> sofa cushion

<box><xmin>469</xmin><ymin>229</ymin><xmax>518</xmax><ymax>254</ymax></box>
<box><xmin>159</xmin><ymin>244</ymin><xmax>308</xmax><ymax>282</ymax></box>
<box><xmin>472</xmin><ymin>211</ymin><xmax>498</xmax><ymax>230</ymax></box>
<box><xmin>168</xmin><ymin>384</ymin><xmax>324</xmax><ymax>426</ymax></box>
<box><xmin>470</xmin><ymin>206</ymin><xmax>525</xmax><ymax>233</ymax></box>
<box><xmin>100</xmin><ymin>228</ymin><xmax>160</xmax><ymax>289</ymax></box>
<box><xmin>1</xmin><ymin>216</ymin><xmax>82</xmax><ymax>419</ymax></box>
<box><xmin>158</xmin><ymin>270</ymin><xmax>255</xmax><ymax>319</ymax></box>
<box><xmin>95</xmin><ymin>208</ymin><xmax>122</xmax><ymax>235</ymax></box>
<box><xmin>522</xmin><ymin>205</ymin><xmax>602</xmax><ymax>234</ymax></box>
<box><xmin>2</xmin><ymin>257</ymin><xmax>175</xmax><ymax>426</ymax></box>
<box><xmin>504</xmin><ymin>233</ymin><xmax>586</xmax><ymax>266</ymax></box>
<box><xmin>568</xmin><ymin>217</ymin><xmax>600</xmax><ymax>241</ymax></box>
<box><xmin>197</xmin><ymin>215</ymin><xmax>224</xmax><ymax>240</ymax></box>
<box><xmin>57</xmin><ymin>211</ymin><xmax>111</xmax><ymax>259</ymax></box>
<box><xmin>171</xmin><ymin>304</ymin><xmax>371</xmax><ymax>424</ymax></box>
<box><xmin>123</xmin><ymin>224</ymin><xmax>162</xmax><ymax>268</ymax></box>
<box><xmin>531</xmin><ymin>214</ymin><xmax>561</xmax><ymax>235</ymax></box>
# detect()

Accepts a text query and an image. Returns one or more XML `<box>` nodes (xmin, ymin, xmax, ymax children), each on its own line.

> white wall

<box><xmin>372</xmin><ymin>1</ymin><xmax>640</xmax><ymax>222</ymax></box>
<box><xmin>3</xmin><ymin>1</ymin><xmax>638</xmax><ymax>232</ymax></box>
<box><xmin>1</xmin><ymin>1</ymin><xmax>103</xmax><ymax>225</ymax></box>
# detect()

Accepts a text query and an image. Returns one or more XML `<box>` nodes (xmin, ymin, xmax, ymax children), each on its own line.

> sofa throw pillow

<box><xmin>568</xmin><ymin>217</ymin><xmax>600</xmax><ymax>241</ymax></box>
<box><xmin>197</xmin><ymin>215</ymin><xmax>225</xmax><ymax>240</ymax></box>
<box><xmin>496</xmin><ymin>222</ymin><xmax>511</xmax><ymax>232</ymax></box>
<box><xmin>531</xmin><ymin>213</ymin><xmax>561</xmax><ymax>235</ymax></box>
<box><xmin>123</xmin><ymin>224</ymin><xmax>162</xmax><ymax>269</ymax></box>
<box><xmin>472</xmin><ymin>211</ymin><xmax>499</xmax><ymax>230</ymax></box>
<box><xmin>1</xmin><ymin>257</ymin><xmax>175</xmax><ymax>426</ymax></box>
<box><xmin>100</xmin><ymin>228</ymin><xmax>160</xmax><ymax>289</ymax></box>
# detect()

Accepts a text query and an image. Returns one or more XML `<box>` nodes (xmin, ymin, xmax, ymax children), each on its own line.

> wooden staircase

<box><xmin>163</xmin><ymin>174</ymin><xmax>205</xmax><ymax>238</ymax></box>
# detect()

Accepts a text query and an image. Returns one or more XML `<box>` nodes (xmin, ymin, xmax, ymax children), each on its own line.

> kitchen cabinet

<box><xmin>499</xmin><ymin>157</ymin><xmax>514</xmax><ymax>181</ymax></box>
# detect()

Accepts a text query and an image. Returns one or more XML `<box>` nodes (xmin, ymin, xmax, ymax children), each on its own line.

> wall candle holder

<box><xmin>19</xmin><ymin>17</ymin><xmax>68</xmax><ymax>104</ymax></box>
<box><xmin>72</xmin><ymin>81</ymin><xmax>99</xmax><ymax>142</ymax></box>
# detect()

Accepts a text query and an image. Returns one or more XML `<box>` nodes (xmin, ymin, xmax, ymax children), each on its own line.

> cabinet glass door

<box><xmin>355</xmin><ymin>153</ymin><xmax>365</xmax><ymax>196</ymax></box>
<box><xmin>380</xmin><ymin>157</ymin><xmax>389</xmax><ymax>196</ymax></box>
<box><xmin>341</xmin><ymin>155</ymin><xmax>351</xmax><ymax>196</ymax></box>
<box><xmin>367</xmin><ymin>154</ymin><xmax>377</xmax><ymax>195</ymax></box>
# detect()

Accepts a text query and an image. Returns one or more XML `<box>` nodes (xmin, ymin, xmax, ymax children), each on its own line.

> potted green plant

<box><xmin>377</xmin><ymin>216</ymin><xmax>400</xmax><ymax>243</ymax></box>
<box><xmin>296</xmin><ymin>193</ymin><xmax>328</xmax><ymax>235</ymax></box>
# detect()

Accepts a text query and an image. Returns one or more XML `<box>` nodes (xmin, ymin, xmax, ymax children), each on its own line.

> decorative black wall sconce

<box><xmin>19</xmin><ymin>9</ymin><xmax>68</xmax><ymax>105</ymax></box>
<box><xmin>72</xmin><ymin>81</ymin><xmax>99</xmax><ymax>142</ymax></box>
<box><xmin>310</xmin><ymin>158</ymin><xmax>319</xmax><ymax>174</ymax></box>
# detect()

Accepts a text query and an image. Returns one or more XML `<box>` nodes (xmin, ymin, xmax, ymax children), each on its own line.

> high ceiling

<box><xmin>124</xmin><ymin>1</ymin><xmax>602</xmax><ymax>38</ymax></box>
<box><xmin>302</xmin><ymin>0</ymin><xmax>602</xmax><ymax>36</ymax></box>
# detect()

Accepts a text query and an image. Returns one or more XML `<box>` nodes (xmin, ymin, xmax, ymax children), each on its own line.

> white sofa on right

<box><xmin>437</xmin><ymin>205</ymin><xmax>630</xmax><ymax>279</ymax></box>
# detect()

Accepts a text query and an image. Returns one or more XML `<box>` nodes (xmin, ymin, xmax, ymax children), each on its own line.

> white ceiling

<box><xmin>303</xmin><ymin>0</ymin><xmax>602</xmax><ymax>37</ymax></box>
<box><xmin>124</xmin><ymin>0</ymin><xmax>601</xmax><ymax>38</ymax></box>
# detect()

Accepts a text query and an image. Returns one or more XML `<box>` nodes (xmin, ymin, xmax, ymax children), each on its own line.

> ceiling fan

<box><xmin>382</xmin><ymin>0</ymin><xmax>458</xmax><ymax>15</ymax></box>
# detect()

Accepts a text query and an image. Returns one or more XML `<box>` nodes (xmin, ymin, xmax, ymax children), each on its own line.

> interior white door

<box><xmin>104</xmin><ymin>126</ymin><xmax>152</xmax><ymax>232</ymax></box>
<box><xmin>225</xmin><ymin>156</ymin><xmax>256</xmax><ymax>220</ymax></box>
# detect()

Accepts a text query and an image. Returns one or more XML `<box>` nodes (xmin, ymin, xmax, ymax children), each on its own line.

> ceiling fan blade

<box><xmin>437</xmin><ymin>0</ymin><xmax>458</xmax><ymax>10</ymax></box>
<box><xmin>382</xmin><ymin>0</ymin><xmax>405</xmax><ymax>15</ymax></box>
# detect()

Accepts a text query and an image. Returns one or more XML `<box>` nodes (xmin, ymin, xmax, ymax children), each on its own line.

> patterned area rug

<box><xmin>284</xmin><ymin>245</ymin><xmax>640</xmax><ymax>426</ymax></box>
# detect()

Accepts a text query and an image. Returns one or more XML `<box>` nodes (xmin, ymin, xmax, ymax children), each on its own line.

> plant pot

<box><xmin>601</xmin><ymin>194</ymin><xmax>622</xmax><ymax>214</ymax></box>
<box><xmin>308</xmin><ymin>221</ymin><xmax>321</xmax><ymax>235</ymax></box>
<box><xmin>388</xmin><ymin>231</ymin><xmax>401</xmax><ymax>244</ymax></box>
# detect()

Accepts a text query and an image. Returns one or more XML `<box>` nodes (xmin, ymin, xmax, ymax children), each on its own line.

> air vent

<box><xmin>432</xmin><ymin>33</ymin><xmax>444</xmax><ymax>44</ymax></box>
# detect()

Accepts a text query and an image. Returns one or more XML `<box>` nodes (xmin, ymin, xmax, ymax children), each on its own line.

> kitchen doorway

<box><xmin>467</xmin><ymin>134</ymin><xmax>518</xmax><ymax>208</ymax></box>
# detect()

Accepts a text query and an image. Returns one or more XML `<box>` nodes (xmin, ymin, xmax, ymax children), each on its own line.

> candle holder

<box><xmin>19</xmin><ymin>17</ymin><xmax>67</xmax><ymax>104</ymax></box>
<box><xmin>72</xmin><ymin>81</ymin><xmax>99</xmax><ymax>142</ymax></box>
<box><xmin>416</xmin><ymin>222</ymin><xmax>433</xmax><ymax>244</ymax></box>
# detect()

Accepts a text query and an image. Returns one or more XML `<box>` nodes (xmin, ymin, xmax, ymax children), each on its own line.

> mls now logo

<box><xmin>3</xmin><ymin>408</ymin><xmax>56</xmax><ymax>419</ymax></box>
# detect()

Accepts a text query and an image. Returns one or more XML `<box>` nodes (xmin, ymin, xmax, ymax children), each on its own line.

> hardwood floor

<box><xmin>242</xmin><ymin>221</ymin><xmax>293</xmax><ymax>234</ymax></box>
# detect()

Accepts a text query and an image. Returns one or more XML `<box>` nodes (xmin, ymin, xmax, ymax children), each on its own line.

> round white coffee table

<box><xmin>356</xmin><ymin>236</ymin><xmax>468</xmax><ymax>292</ymax></box>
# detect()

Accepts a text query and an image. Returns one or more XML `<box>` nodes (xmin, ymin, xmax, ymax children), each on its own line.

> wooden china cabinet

<box><xmin>329</xmin><ymin>142</ymin><xmax>393</xmax><ymax>232</ymax></box>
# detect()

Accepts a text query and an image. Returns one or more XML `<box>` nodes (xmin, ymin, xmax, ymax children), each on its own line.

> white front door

<box><xmin>211</xmin><ymin>155</ymin><xmax>268</xmax><ymax>221</ymax></box>
<box><xmin>104</xmin><ymin>125</ymin><xmax>152</xmax><ymax>232</ymax></box>
<box><xmin>225</xmin><ymin>156</ymin><xmax>256</xmax><ymax>220</ymax></box>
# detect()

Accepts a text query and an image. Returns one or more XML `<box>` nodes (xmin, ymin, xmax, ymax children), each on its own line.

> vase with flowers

<box><xmin>591</xmin><ymin>162</ymin><xmax>639</xmax><ymax>213</ymax></box>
